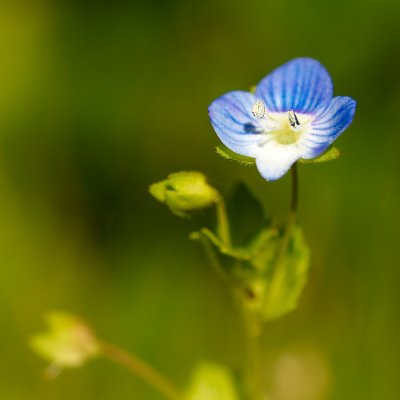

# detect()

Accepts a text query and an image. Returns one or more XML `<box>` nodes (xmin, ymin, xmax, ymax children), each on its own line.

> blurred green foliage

<box><xmin>0</xmin><ymin>0</ymin><xmax>399</xmax><ymax>399</ymax></box>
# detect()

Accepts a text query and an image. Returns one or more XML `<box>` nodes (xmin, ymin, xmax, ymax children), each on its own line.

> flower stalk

<box><xmin>101</xmin><ymin>342</ymin><xmax>183</xmax><ymax>400</ymax></box>
<box><xmin>290</xmin><ymin>163</ymin><xmax>299</xmax><ymax>216</ymax></box>
<box><xmin>215</xmin><ymin>196</ymin><xmax>231</xmax><ymax>246</ymax></box>
<box><xmin>244</xmin><ymin>312</ymin><xmax>264</xmax><ymax>400</ymax></box>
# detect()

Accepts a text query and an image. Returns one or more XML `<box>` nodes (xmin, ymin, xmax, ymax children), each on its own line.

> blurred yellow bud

<box><xmin>29</xmin><ymin>311</ymin><xmax>99</xmax><ymax>370</ymax></box>
<box><xmin>149</xmin><ymin>172</ymin><xmax>219</xmax><ymax>217</ymax></box>
<box><xmin>186</xmin><ymin>361</ymin><xmax>239</xmax><ymax>400</ymax></box>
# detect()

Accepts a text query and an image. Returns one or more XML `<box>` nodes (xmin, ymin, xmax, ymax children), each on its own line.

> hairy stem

<box><xmin>101</xmin><ymin>342</ymin><xmax>182</xmax><ymax>400</ymax></box>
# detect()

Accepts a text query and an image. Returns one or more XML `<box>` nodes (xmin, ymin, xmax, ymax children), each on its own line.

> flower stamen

<box><xmin>287</xmin><ymin>110</ymin><xmax>300</xmax><ymax>127</ymax></box>
<box><xmin>251</xmin><ymin>100</ymin><xmax>267</xmax><ymax>119</ymax></box>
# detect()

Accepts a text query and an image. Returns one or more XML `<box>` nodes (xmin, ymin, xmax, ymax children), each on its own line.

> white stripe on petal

<box><xmin>298</xmin><ymin>96</ymin><xmax>356</xmax><ymax>159</ymax></box>
<box><xmin>208</xmin><ymin>91</ymin><xmax>265</xmax><ymax>157</ymax></box>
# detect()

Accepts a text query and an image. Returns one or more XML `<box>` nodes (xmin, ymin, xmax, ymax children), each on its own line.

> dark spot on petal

<box><xmin>243</xmin><ymin>123</ymin><xmax>260</xmax><ymax>134</ymax></box>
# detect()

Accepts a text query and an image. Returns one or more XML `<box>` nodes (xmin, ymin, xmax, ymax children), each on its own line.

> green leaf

<box><xmin>190</xmin><ymin>180</ymin><xmax>311</xmax><ymax>323</ymax></box>
<box><xmin>192</xmin><ymin>224</ymin><xmax>310</xmax><ymax>322</ymax></box>
<box><xmin>215</xmin><ymin>145</ymin><xmax>256</xmax><ymax>166</ymax></box>
<box><xmin>227</xmin><ymin>183</ymin><xmax>269</xmax><ymax>247</ymax></box>
<box><xmin>186</xmin><ymin>362</ymin><xmax>239</xmax><ymax>400</ymax></box>
<box><xmin>191</xmin><ymin>182</ymin><xmax>273</xmax><ymax>261</ymax></box>
<box><xmin>298</xmin><ymin>146</ymin><xmax>340</xmax><ymax>164</ymax></box>
<box><xmin>262</xmin><ymin>226</ymin><xmax>310</xmax><ymax>321</ymax></box>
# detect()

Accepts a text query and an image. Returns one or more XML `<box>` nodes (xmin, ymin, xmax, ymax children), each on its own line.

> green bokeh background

<box><xmin>0</xmin><ymin>0</ymin><xmax>399</xmax><ymax>399</ymax></box>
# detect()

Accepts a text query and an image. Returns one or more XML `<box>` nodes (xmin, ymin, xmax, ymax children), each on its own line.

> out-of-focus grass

<box><xmin>0</xmin><ymin>0</ymin><xmax>399</xmax><ymax>399</ymax></box>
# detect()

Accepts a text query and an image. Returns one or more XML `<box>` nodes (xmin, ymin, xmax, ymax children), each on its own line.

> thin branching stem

<box><xmin>101</xmin><ymin>342</ymin><xmax>183</xmax><ymax>400</ymax></box>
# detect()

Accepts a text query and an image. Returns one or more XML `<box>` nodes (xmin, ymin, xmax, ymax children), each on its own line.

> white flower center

<box><xmin>251</xmin><ymin>100</ymin><xmax>312</xmax><ymax>146</ymax></box>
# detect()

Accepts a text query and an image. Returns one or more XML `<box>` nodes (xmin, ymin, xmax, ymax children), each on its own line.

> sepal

<box><xmin>299</xmin><ymin>146</ymin><xmax>340</xmax><ymax>164</ymax></box>
<box><xmin>215</xmin><ymin>145</ymin><xmax>255</xmax><ymax>166</ymax></box>
<box><xmin>216</xmin><ymin>144</ymin><xmax>340</xmax><ymax>167</ymax></box>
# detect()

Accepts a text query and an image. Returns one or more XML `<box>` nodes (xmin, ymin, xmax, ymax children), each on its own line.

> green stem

<box><xmin>290</xmin><ymin>163</ymin><xmax>299</xmax><ymax>217</ymax></box>
<box><xmin>215</xmin><ymin>196</ymin><xmax>231</xmax><ymax>246</ymax></box>
<box><xmin>278</xmin><ymin>163</ymin><xmax>300</xmax><ymax>261</ymax></box>
<box><xmin>245</xmin><ymin>315</ymin><xmax>264</xmax><ymax>400</ymax></box>
<box><xmin>101</xmin><ymin>342</ymin><xmax>183</xmax><ymax>400</ymax></box>
<box><xmin>196</xmin><ymin>230</ymin><xmax>232</xmax><ymax>286</ymax></box>
<box><xmin>243</xmin><ymin>164</ymin><xmax>300</xmax><ymax>400</ymax></box>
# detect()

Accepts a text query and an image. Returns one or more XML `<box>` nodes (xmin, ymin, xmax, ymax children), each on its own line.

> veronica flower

<box><xmin>208</xmin><ymin>58</ymin><xmax>356</xmax><ymax>181</ymax></box>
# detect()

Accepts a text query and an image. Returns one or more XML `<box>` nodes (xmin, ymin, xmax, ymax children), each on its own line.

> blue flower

<box><xmin>208</xmin><ymin>58</ymin><xmax>356</xmax><ymax>181</ymax></box>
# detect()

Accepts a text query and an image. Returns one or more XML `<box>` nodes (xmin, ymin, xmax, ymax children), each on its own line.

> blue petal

<box><xmin>300</xmin><ymin>96</ymin><xmax>356</xmax><ymax>159</ymax></box>
<box><xmin>255</xmin><ymin>58</ymin><xmax>333</xmax><ymax>114</ymax></box>
<box><xmin>208</xmin><ymin>91</ymin><xmax>263</xmax><ymax>157</ymax></box>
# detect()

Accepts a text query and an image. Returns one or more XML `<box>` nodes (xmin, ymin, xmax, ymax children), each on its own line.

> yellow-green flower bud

<box><xmin>29</xmin><ymin>311</ymin><xmax>99</xmax><ymax>370</ymax></box>
<box><xmin>149</xmin><ymin>171</ymin><xmax>219</xmax><ymax>217</ymax></box>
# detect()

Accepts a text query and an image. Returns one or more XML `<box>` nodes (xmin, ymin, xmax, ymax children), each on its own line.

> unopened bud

<box><xmin>149</xmin><ymin>171</ymin><xmax>219</xmax><ymax>217</ymax></box>
<box><xmin>30</xmin><ymin>311</ymin><xmax>99</xmax><ymax>370</ymax></box>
